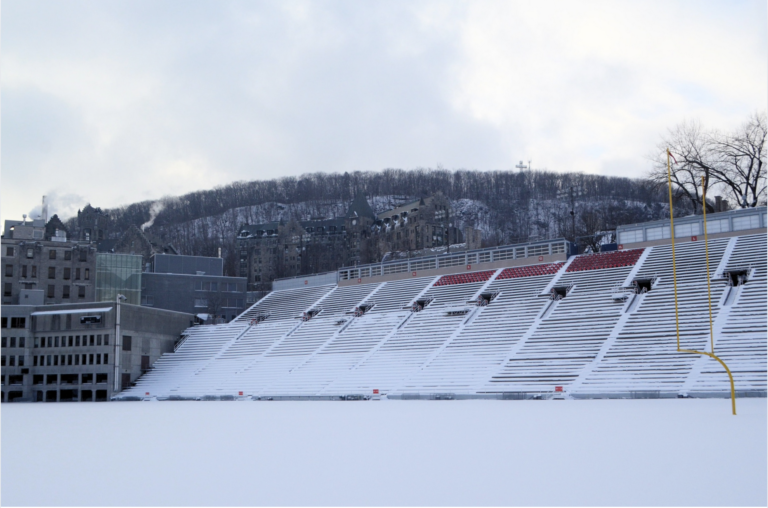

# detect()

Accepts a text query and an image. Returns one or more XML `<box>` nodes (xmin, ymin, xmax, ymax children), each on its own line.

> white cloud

<box><xmin>1</xmin><ymin>0</ymin><xmax>765</xmax><ymax>224</ymax></box>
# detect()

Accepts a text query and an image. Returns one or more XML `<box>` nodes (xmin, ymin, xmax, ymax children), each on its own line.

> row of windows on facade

<box><xmin>1</xmin><ymin>373</ymin><xmax>109</xmax><ymax>386</ymax></box>
<box><xmin>193</xmin><ymin>281</ymin><xmax>245</xmax><ymax>292</ymax></box>
<box><xmin>2</xmin><ymin>390</ymin><xmax>111</xmax><ymax>403</ymax></box>
<box><xmin>4</xmin><ymin>264</ymin><xmax>90</xmax><ymax>280</ymax></box>
<box><xmin>193</xmin><ymin>298</ymin><xmax>244</xmax><ymax>308</ymax></box>
<box><xmin>4</xmin><ymin>246</ymin><xmax>89</xmax><ymax>261</ymax></box>
<box><xmin>2</xmin><ymin>351</ymin><xmax>117</xmax><ymax>368</ymax></box>
<box><xmin>3</xmin><ymin>282</ymin><xmax>87</xmax><ymax>299</ymax></box>
<box><xmin>29</xmin><ymin>333</ymin><xmax>110</xmax><ymax>348</ymax></box>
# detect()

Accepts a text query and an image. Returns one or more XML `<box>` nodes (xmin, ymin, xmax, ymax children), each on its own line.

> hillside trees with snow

<box><xmin>67</xmin><ymin>168</ymin><xmax>678</xmax><ymax>276</ymax></box>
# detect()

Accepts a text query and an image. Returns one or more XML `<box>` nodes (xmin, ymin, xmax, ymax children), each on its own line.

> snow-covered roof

<box><xmin>31</xmin><ymin>307</ymin><xmax>113</xmax><ymax>316</ymax></box>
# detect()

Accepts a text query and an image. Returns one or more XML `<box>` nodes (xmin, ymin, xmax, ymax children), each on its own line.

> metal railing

<box><xmin>339</xmin><ymin>238</ymin><xmax>570</xmax><ymax>281</ymax></box>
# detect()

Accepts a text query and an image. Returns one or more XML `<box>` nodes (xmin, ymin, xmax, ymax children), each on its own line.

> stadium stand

<box><xmin>121</xmin><ymin>230</ymin><xmax>767</xmax><ymax>401</ymax></box>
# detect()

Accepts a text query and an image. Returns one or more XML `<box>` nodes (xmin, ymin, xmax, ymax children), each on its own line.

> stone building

<box><xmin>237</xmin><ymin>194</ymin><xmax>377</xmax><ymax>290</ymax></box>
<box><xmin>363</xmin><ymin>193</ymin><xmax>482</xmax><ymax>262</ymax></box>
<box><xmin>237</xmin><ymin>193</ymin><xmax>483</xmax><ymax>289</ymax></box>
<box><xmin>2</xmin><ymin>219</ymin><xmax>97</xmax><ymax>306</ymax></box>
<box><xmin>73</xmin><ymin>204</ymin><xmax>112</xmax><ymax>243</ymax></box>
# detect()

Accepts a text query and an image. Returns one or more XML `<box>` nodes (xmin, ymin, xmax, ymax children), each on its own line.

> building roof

<box><xmin>345</xmin><ymin>193</ymin><xmax>376</xmax><ymax>220</ymax></box>
<box><xmin>381</xmin><ymin>196</ymin><xmax>431</xmax><ymax>219</ymax></box>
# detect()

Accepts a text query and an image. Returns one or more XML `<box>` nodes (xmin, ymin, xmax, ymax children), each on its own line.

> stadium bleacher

<box><xmin>120</xmin><ymin>231</ymin><xmax>767</xmax><ymax>401</ymax></box>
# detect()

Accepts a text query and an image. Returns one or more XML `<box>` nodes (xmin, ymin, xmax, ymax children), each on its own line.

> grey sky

<box><xmin>2</xmin><ymin>0</ymin><xmax>766</xmax><ymax>224</ymax></box>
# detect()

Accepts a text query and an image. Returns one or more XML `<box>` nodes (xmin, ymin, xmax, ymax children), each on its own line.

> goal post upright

<box><xmin>666</xmin><ymin>149</ymin><xmax>736</xmax><ymax>415</ymax></box>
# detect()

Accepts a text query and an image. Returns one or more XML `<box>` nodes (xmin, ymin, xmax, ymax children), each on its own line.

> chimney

<box><xmin>218</xmin><ymin>247</ymin><xmax>222</xmax><ymax>258</ymax></box>
<box><xmin>715</xmin><ymin>196</ymin><xmax>723</xmax><ymax>212</ymax></box>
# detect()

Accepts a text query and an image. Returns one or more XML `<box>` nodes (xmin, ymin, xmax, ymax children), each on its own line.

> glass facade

<box><xmin>95</xmin><ymin>254</ymin><xmax>142</xmax><ymax>305</ymax></box>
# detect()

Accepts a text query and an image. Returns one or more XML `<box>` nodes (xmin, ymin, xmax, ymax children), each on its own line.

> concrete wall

<box><xmin>618</xmin><ymin>227</ymin><xmax>767</xmax><ymax>250</ymax></box>
<box><xmin>141</xmin><ymin>272</ymin><xmax>247</xmax><ymax>321</ymax></box>
<box><xmin>273</xmin><ymin>272</ymin><xmax>339</xmax><ymax>291</ymax></box>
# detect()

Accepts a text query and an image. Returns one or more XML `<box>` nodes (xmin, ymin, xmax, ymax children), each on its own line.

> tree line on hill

<box><xmin>64</xmin><ymin>112</ymin><xmax>765</xmax><ymax>277</ymax></box>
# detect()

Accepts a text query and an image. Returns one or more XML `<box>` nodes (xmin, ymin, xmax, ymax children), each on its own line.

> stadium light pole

<box><xmin>113</xmin><ymin>294</ymin><xmax>127</xmax><ymax>394</ymax></box>
<box><xmin>557</xmin><ymin>185</ymin><xmax>584</xmax><ymax>242</ymax></box>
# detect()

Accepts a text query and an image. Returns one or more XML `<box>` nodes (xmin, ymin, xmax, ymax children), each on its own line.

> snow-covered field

<box><xmin>2</xmin><ymin>399</ymin><xmax>765</xmax><ymax>506</ymax></box>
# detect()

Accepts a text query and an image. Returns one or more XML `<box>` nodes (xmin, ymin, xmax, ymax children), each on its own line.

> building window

<box><xmin>0</xmin><ymin>336</ymin><xmax>5</xmax><ymax>347</ymax></box>
<box><xmin>48</xmin><ymin>267</ymin><xmax>56</xmax><ymax>279</ymax></box>
<box><xmin>26</xmin><ymin>248</ymin><xmax>34</xmax><ymax>259</ymax></box>
<box><xmin>122</xmin><ymin>336</ymin><xmax>132</xmax><ymax>351</ymax></box>
<box><xmin>4</xmin><ymin>282</ymin><xmax>12</xmax><ymax>297</ymax></box>
<box><xmin>64</xmin><ymin>250</ymin><xmax>72</xmax><ymax>261</ymax></box>
<box><xmin>49</xmin><ymin>250</ymin><xmax>57</xmax><ymax>260</ymax></box>
<box><xmin>75</xmin><ymin>268</ymin><xmax>81</xmax><ymax>280</ymax></box>
<box><xmin>63</xmin><ymin>268</ymin><xmax>71</xmax><ymax>280</ymax></box>
<box><xmin>104</xmin><ymin>334</ymin><xmax>109</xmax><ymax>345</ymax></box>
<box><xmin>47</xmin><ymin>285</ymin><xmax>55</xmax><ymax>298</ymax></box>
<box><xmin>79</xmin><ymin>250</ymin><xmax>88</xmax><ymax>262</ymax></box>
<box><xmin>21</xmin><ymin>265</ymin><xmax>27</xmax><ymax>278</ymax></box>
<box><xmin>63</xmin><ymin>285</ymin><xmax>70</xmax><ymax>299</ymax></box>
<box><xmin>78</xmin><ymin>286</ymin><xmax>86</xmax><ymax>298</ymax></box>
<box><xmin>6</xmin><ymin>247</ymin><xmax>14</xmax><ymax>257</ymax></box>
<box><xmin>84</xmin><ymin>268</ymin><xmax>90</xmax><ymax>280</ymax></box>
<box><xmin>10</xmin><ymin>337</ymin><xmax>16</xmax><ymax>347</ymax></box>
<box><xmin>18</xmin><ymin>355</ymin><xmax>24</xmax><ymax>367</ymax></box>
<box><xmin>97</xmin><ymin>335</ymin><xmax>102</xmax><ymax>346</ymax></box>
<box><xmin>5</xmin><ymin>264</ymin><xmax>13</xmax><ymax>277</ymax></box>
<box><xmin>31</xmin><ymin>266</ymin><xmax>37</xmax><ymax>278</ymax></box>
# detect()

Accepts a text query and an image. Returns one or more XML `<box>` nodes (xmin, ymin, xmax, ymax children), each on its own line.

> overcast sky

<box><xmin>2</xmin><ymin>0</ymin><xmax>766</xmax><ymax>224</ymax></box>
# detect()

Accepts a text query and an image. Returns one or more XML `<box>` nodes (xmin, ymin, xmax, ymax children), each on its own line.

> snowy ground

<box><xmin>2</xmin><ymin>398</ymin><xmax>766</xmax><ymax>507</ymax></box>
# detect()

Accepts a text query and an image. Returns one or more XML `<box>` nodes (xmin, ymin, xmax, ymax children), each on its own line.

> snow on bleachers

<box><xmin>566</xmin><ymin>249</ymin><xmax>644</xmax><ymax>272</ymax></box>
<box><xmin>496</xmin><ymin>262</ymin><xmax>564</xmax><ymax>280</ymax></box>
<box><xmin>575</xmin><ymin>238</ymin><xmax>731</xmax><ymax>394</ymax></box>
<box><xmin>325</xmin><ymin>305</ymin><xmax>471</xmax><ymax>394</ymax></box>
<box><xmin>366</xmin><ymin>277</ymin><xmax>435</xmax><ymax>312</ymax></box>
<box><xmin>690</xmin><ymin>233</ymin><xmax>767</xmax><ymax>393</ymax></box>
<box><xmin>125</xmin><ymin>323</ymin><xmax>249</xmax><ymax>397</ymax></box>
<box><xmin>311</xmin><ymin>283</ymin><xmax>381</xmax><ymax>316</ymax></box>
<box><xmin>397</xmin><ymin>268</ymin><xmax>563</xmax><ymax>393</ymax></box>
<box><xmin>235</xmin><ymin>284</ymin><xmax>335</xmax><ymax>322</ymax></box>
<box><xmin>484</xmin><ymin>258</ymin><xmax>636</xmax><ymax>392</ymax></box>
<box><xmin>433</xmin><ymin>270</ymin><xmax>495</xmax><ymax>286</ymax></box>
<box><xmin>120</xmin><ymin>232</ymin><xmax>766</xmax><ymax>399</ymax></box>
<box><xmin>266</xmin><ymin>311</ymin><xmax>412</xmax><ymax>395</ymax></box>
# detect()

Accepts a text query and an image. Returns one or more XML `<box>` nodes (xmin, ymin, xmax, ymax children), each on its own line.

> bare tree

<box><xmin>649</xmin><ymin>120</ymin><xmax>713</xmax><ymax>213</ymax></box>
<box><xmin>649</xmin><ymin>112</ymin><xmax>767</xmax><ymax>213</ymax></box>
<box><xmin>709</xmin><ymin>112</ymin><xmax>766</xmax><ymax>208</ymax></box>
